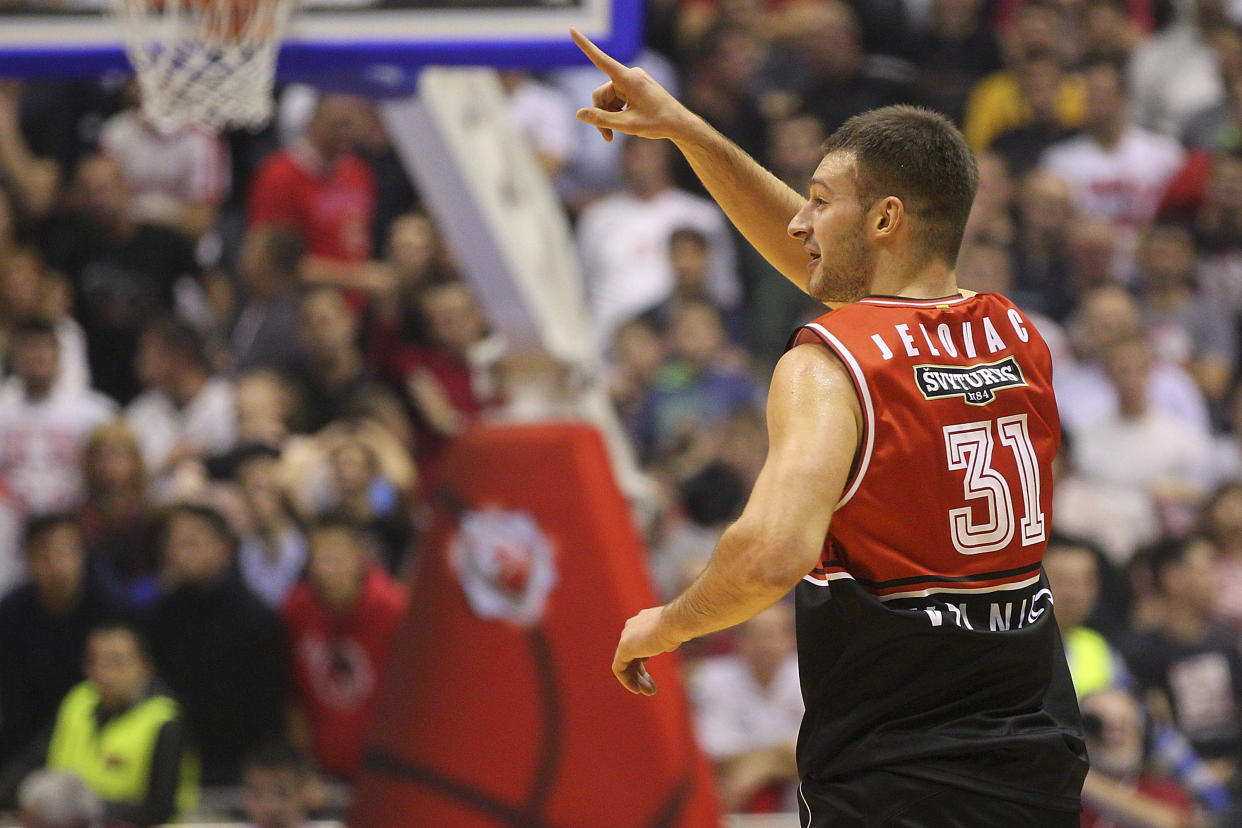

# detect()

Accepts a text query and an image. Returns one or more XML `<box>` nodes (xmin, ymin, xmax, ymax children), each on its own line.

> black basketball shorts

<box><xmin>797</xmin><ymin>769</ymin><xmax>1081</xmax><ymax>828</ymax></box>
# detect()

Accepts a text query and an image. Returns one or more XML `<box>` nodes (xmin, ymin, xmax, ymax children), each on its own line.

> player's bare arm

<box><xmin>612</xmin><ymin>344</ymin><xmax>862</xmax><ymax>694</ymax></box>
<box><xmin>570</xmin><ymin>28</ymin><xmax>813</xmax><ymax>295</ymax></box>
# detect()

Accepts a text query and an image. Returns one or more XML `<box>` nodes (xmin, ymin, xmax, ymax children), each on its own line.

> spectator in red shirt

<box><xmin>387</xmin><ymin>280</ymin><xmax>496</xmax><ymax>497</ymax></box>
<box><xmin>283</xmin><ymin>515</ymin><xmax>408</xmax><ymax>781</ymax></box>
<box><xmin>247</xmin><ymin>96</ymin><xmax>389</xmax><ymax>298</ymax></box>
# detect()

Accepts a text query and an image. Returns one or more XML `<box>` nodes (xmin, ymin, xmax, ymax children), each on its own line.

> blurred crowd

<box><xmin>3</xmin><ymin>0</ymin><xmax>1242</xmax><ymax>823</ymax></box>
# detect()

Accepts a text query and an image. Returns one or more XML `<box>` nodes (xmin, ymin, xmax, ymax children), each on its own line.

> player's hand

<box><xmin>612</xmin><ymin>606</ymin><xmax>682</xmax><ymax>696</ymax></box>
<box><xmin>570</xmin><ymin>28</ymin><xmax>698</xmax><ymax>143</ymax></box>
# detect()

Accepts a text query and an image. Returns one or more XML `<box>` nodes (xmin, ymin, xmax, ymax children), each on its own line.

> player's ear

<box><xmin>873</xmin><ymin>196</ymin><xmax>903</xmax><ymax>238</ymax></box>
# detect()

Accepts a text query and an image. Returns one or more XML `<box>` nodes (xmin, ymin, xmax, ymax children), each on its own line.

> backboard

<box><xmin>0</xmin><ymin>0</ymin><xmax>642</xmax><ymax>93</ymax></box>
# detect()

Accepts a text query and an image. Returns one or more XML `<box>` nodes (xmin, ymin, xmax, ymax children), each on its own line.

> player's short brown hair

<box><xmin>822</xmin><ymin>105</ymin><xmax>978</xmax><ymax>265</ymax></box>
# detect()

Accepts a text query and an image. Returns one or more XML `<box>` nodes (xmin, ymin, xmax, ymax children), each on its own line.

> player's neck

<box><xmin>867</xmin><ymin>255</ymin><xmax>959</xmax><ymax>300</ymax></box>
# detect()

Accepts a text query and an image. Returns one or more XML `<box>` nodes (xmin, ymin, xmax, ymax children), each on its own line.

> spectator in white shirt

<box><xmin>500</xmin><ymin>71</ymin><xmax>576</xmax><ymax>179</ymax></box>
<box><xmin>1041</xmin><ymin>55</ymin><xmax>1185</xmax><ymax>276</ymax></box>
<box><xmin>1074</xmin><ymin>335</ymin><xmax>1214</xmax><ymax>537</ymax></box>
<box><xmin>688</xmin><ymin>602</ymin><xmax>803</xmax><ymax>812</ymax></box>
<box><xmin>1129</xmin><ymin>0</ymin><xmax>1231</xmax><ymax>139</ymax></box>
<box><xmin>1053</xmin><ymin>432</ymin><xmax>1162</xmax><ymax>568</ymax></box>
<box><xmin>551</xmin><ymin>48</ymin><xmax>681</xmax><ymax>211</ymax></box>
<box><xmin>98</xmin><ymin>81</ymin><xmax>229</xmax><ymax>239</ymax></box>
<box><xmin>0</xmin><ymin>320</ymin><xmax>115</xmax><ymax>514</ymax></box>
<box><xmin>576</xmin><ymin>136</ymin><xmax>740</xmax><ymax>351</ymax></box>
<box><xmin>1057</xmin><ymin>284</ymin><xmax>1212</xmax><ymax>435</ymax></box>
<box><xmin>125</xmin><ymin>318</ymin><xmax>236</xmax><ymax>489</ymax></box>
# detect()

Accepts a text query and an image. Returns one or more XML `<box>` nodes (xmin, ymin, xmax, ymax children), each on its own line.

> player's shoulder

<box><xmin>777</xmin><ymin>336</ymin><xmax>853</xmax><ymax>385</ymax></box>
<box><xmin>773</xmin><ymin>341</ymin><xmax>861</xmax><ymax>427</ymax></box>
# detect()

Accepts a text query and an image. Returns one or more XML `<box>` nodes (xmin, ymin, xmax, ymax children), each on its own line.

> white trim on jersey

<box><xmin>874</xmin><ymin>573</ymin><xmax>1042</xmax><ymax>602</ymax></box>
<box><xmin>805</xmin><ymin>323</ymin><xmax>876</xmax><ymax>508</ymax></box>
<box><xmin>802</xmin><ymin>571</ymin><xmax>855</xmax><ymax>586</ymax></box>
<box><xmin>800</xmin><ymin>783</ymin><xmax>813</xmax><ymax>828</ymax></box>
<box><xmin>858</xmin><ymin>295</ymin><xmax>970</xmax><ymax>308</ymax></box>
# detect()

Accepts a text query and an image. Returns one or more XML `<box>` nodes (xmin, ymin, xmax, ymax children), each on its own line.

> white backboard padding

<box><xmin>380</xmin><ymin>69</ymin><xmax>593</xmax><ymax>363</ymax></box>
<box><xmin>379</xmin><ymin>72</ymin><xmax>652</xmax><ymax>506</ymax></box>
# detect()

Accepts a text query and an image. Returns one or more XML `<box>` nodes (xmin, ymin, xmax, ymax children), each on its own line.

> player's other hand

<box><xmin>570</xmin><ymin>28</ymin><xmax>697</xmax><ymax>144</ymax></box>
<box><xmin>613</xmin><ymin>606</ymin><xmax>682</xmax><ymax>696</ymax></box>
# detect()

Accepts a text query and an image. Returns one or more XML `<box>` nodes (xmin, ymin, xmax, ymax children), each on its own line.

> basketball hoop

<box><xmin>110</xmin><ymin>0</ymin><xmax>296</xmax><ymax>131</ymax></box>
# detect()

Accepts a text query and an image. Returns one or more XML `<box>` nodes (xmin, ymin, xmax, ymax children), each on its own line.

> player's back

<box><xmin>788</xmin><ymin>292</ymin><xmax>1086</xmax><ymax>811</ymax></box>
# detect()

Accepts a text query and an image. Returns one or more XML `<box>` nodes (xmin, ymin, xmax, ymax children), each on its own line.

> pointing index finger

<box><xmin>570</xmin><ymin>27</ymin><xmax>627</xmax><ymax>78</ymax></box>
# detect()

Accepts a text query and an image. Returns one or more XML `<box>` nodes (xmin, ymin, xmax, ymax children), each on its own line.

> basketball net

<box><xmin>110</xmin><ymin>0</ymin><xmax>296</xmax><ymax>130</ymax></box>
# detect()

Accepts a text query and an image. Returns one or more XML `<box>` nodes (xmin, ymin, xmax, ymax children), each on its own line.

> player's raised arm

<box><xmin>570</xmin><ymin>28</ymin><xmax>814</xmax><ymax>295</ymax></box>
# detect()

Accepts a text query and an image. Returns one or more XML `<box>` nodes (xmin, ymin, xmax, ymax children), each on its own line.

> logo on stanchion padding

<box><xmin>450</xmin><ymin>509</ymin><xmax>557</xmax><ymax>627</ymax></box>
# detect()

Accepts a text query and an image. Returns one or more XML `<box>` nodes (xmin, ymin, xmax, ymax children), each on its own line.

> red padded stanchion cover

<box><xmin>350</xmin><ymin>423</ymin><xmax>722</xmax><ymax>827</ymax></box>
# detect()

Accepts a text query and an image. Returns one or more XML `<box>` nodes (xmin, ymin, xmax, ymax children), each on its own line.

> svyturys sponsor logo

<box><xmin>914</xmin><ymin>356</ymin><xmax>1027</xmax><ymax>406</ymax></box>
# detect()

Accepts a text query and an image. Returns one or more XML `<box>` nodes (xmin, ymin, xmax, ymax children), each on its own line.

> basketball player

<box><xmin>572</xmin><ymin>30</ymin><xmax>1087</xmax><ymax>825</ymax></box>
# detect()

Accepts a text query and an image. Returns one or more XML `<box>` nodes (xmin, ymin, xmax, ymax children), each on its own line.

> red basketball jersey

<box><xmin>791</xmin><ymin>291</ymin><xmax>1059</xmax><ymax>601</ymax></box>
<box><xmin>787</xmin><ymin>291</ymin><xmax>1086</xmax><ymax>812</ymax></box>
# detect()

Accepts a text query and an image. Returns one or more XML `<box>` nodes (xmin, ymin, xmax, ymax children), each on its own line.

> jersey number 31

<box><xmin>943</xmin><ymin>414</ymin><xmax>1045</xmax><ymax>555</ymax></box>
